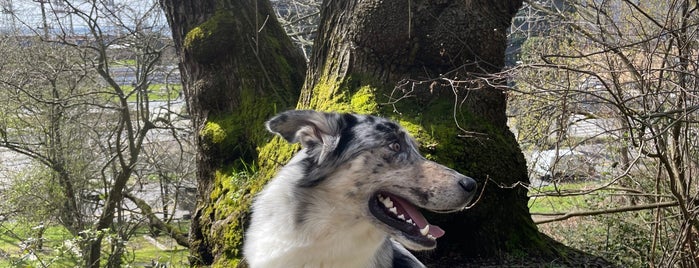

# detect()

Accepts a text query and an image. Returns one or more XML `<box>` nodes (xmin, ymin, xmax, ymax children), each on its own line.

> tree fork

<box><xmin>297</xmin><ymin>0</ymin><xmax>559</xmax><ymax>263</ymax></box>
<box><xmin>162</xmin><ymin>0</ymin><xmax>612</xmax><ymax>265</ymax></box>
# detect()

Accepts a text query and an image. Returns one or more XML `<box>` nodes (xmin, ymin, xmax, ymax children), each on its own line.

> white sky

<box><xmin>1</xmin><ymin>0</ymin><xmax>169</xmax><ymax>35</ymax></box>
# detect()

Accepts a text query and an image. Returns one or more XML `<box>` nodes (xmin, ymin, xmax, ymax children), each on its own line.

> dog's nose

<box><xmin>458</xmin><ymin>176</ymin><xmax>477</xmax><ymax>192</ymax></box>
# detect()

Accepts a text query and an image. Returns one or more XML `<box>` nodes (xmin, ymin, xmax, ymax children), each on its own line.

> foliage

<box><xmin>0</xmin><ymin>1</ymin><xmax>194</xmax><ymax>267</ymax></box>
<box><xmin>0</xmin><ymin>221</ymin><xmax>189</xmax><ymax>267</ymax></box>
<box><xmin>530</xmin><ymin>181</ymin><xmax>658</xmax><ymax>267</ymax></box>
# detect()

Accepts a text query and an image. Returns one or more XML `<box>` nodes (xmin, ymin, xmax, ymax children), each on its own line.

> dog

<box><xmin>243</xmin><ymin>110</ymin><xmax>478</xmax><ymax>267</ymax></box>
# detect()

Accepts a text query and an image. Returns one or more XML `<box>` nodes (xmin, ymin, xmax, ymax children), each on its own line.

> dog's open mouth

<box><xmin>368</xmin><ymin>191</ymin><xmax>445</xmax><ymax>247</ymax></box>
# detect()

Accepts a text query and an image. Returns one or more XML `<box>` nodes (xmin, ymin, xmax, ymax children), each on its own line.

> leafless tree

<box><xmin>271</xmin><ymin>0</ymin><xmax>320</xmax><ymax>60</ymax></box>
<box><xmin>509</xmin><ymin>0</ymin><xmax>699</xmax><ymax>266</ymax></box>
<box><xmin>0</xmin><ymin>0</ymin><xmax>192</xmax><ymax>267</ymax></box>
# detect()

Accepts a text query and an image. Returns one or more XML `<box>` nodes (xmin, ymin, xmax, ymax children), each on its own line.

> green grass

<box><xmin>0</xmin><ymin>222</ymin><xmax>189</xmax><ymax>267</ymax></box>
<box><xmin>528</xmin><ymin>181</ymin><xmax>599</xmax><ymax>214</ymax></box>
<box><xmin>0</xmin><ymin>223</ymin><xmax>77</xmax><ymax>267</ymax></box>
<box><xmin>527</xmin><ymin>180</ymin><xmax>654</xmax><ymax>267</ymax></box>
<box><xmin>112</xmin><ymin>60</ymin><xmax>138</xmax><ymax>66</ymax></box>
<box><xmin>118</xmin><ymin>84</ymin><xmax>183</xmax><ymax>102</ymax></box>
<box><xmin>122</xmin><ymin>235</ymin><xmax>189</xmax><ymax>267</ymax></box>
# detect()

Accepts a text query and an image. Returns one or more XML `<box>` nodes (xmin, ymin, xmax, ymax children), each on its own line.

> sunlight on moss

<box><xmin>349</xmin><ymin>85</ymin><xmax>378</xmax><ymax>114</ymax></box>
<box><xmin>201</xmin><ymin>122</ymin><xmax>227</xmax><ymax>144</ymax></box>
<box><xmin>184</xmin><ymin>26</ymin><xmax>207</xmax><ymax>51</ymax></box>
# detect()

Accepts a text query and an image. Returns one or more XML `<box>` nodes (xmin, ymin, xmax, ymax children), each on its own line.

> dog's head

<box><xmin>266</xmin><ymin>110</ymin><xmax>477</xmax><ymax>250</ymax></box>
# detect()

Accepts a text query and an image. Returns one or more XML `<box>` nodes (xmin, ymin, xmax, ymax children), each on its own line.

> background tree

<box><xmin>162</xmin><ymin>0</ymin><xmax>611</xmax><ymax>266</ymax></box>
<box><xmin>271</xmin><ymin>0</ymin><xmax>320</xmax><ymax>60</ymax></box>
<box><xmin>509</xmin><ymin>0</ymin><xmax>699</xmax><ymax>266</ymax></box>
<box><xmin>0</xmin><ymin>1</ymin><xmax>192</xmax><ymax>267</ymax></box>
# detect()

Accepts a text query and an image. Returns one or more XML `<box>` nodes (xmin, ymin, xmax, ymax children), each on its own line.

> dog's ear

<box><xmin>266</xmin><ymin>110</ymin><xmax>348</xmax><ymax>150</ymax></box>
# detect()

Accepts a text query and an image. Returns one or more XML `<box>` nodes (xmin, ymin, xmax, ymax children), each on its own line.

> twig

<box><xmin>533</xmin><ymin>200</ymin><xmax>679</xmax><ymax>224</ymax></box>
<box><xmin>463</xmin><ymin>175</ymin><xmax>489</xmax><ymax>210</ymax></box>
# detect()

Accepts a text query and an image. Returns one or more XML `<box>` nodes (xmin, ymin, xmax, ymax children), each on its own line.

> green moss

<box><xmin>201</xmin><ymin>122</ymin><xmax>227</xmax><ymax>144</ymax></box>
<box><xmin>307</xmin><ymin>79</ymin><xmax>351</xmax><ymax>112</ymax></box>
<box><xmin>198</xmin><ymin>97</ymin><xmax>279</xmax><ymax>263</ymax></box>
<box><xmin>394</xmin><ymin>119</ymin><xmax>438</xmax><ymax>160</ymax></box>
<box><xmin>195</xmin><ymin>74</ymin><xmax>296</xmax><ymax>266</ymax></box>
<box><xmin>303</xmin><ymin>74</ymin><xmax>382</xmax><ymax>115</ymax></box>
<box><xmin>184</xmin><ymin>11</ymin><xmax>237</xmax><ymax>64</ymax></box>
<box><xmin>183</xmin><ymin>27</ymin><xmax>207</xmax><ymax>51</ymax></box>
<box><xmin>201</xmin><ymin>137</ymin><xmax>301</xmax><ymax>266</ymax></box>
<box><xmin>350</xmin><ymin>85</ymin><xmax>378</xmax><ymax>113</ymax></box>
<box><xmin>196</xmin><ymin>74</ymin><xmax>302</xmax><ymax>265</ymax></box>
<box><xmin>206</xmin><ymin>170</ymin><xmax>246</xmax><ymax>261</ymax></box>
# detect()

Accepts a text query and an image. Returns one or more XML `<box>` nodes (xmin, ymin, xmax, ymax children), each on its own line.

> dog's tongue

<box><xmin>391</xmin><ymin>195</ymin><xmax>445</xmax><ymax>238</ymax></box>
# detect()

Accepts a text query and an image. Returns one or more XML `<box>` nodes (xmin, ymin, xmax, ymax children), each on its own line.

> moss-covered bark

<box><xmin>290</xmin><ymin>0</ymin><xmax>564</xmax><ymax>264</ymax></box>
<box><xmin>160</xmin><ymin>0</ymin><xmax>306</xmax><ymax>265</ymax></box>
<box><xmin>162</xmin><ymin>0</ymin><xmax>595</xmax><ymax>266</ymax></box>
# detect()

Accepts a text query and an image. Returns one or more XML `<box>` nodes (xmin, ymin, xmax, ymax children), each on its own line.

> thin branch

<box><xmin>534</xmin><ymin>200</ymin><xmax>679</xmax><ymax>224</ymax></box>
<box><xmin>123</xmin><ymin>192</ymin><xmax>189</xmax><ymax>247</ymax></box>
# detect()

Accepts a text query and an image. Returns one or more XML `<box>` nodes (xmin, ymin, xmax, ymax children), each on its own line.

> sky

<box><xmin>0</xmin><ymin>0</ymin><xmax>169</xmax><ymax>35</ymax></box>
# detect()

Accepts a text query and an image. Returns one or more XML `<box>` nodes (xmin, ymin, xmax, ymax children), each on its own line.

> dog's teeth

<box><xmin>379</xmin><ymin>195</ymin><xmax>394</xmax><ymax>208</ymax></box>
<box><xmin>406</xmin><ymin>219</ymin><xmax>414</xmax><ymax>225</ymax></box>
<box><xmin>420</xmin><ymin>224</ymin><xmax>430</xmax><ymax>236</ymax></box>
<box><xmin>397</xmin><ymin>214</ymin><xmax>405</xmax><ymax>220</ymax></box>
<box><xmin>389</xmin><ymin>207</ymin><xmax>398</xmax><ymax>215</ymax></box>
<box><xmin>383</xmin><ymin>198</ymin><xmax>394</xmax><ymax>208</ymax></box>
<box><xmin>427</xmin><ymin>234</ymin><xmax>436</xmax><ymax>240</ymax></box>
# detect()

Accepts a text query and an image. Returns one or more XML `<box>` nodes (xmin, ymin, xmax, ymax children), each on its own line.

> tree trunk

<box><xmin>159</xmin><ymin>0</ymin><xmax>307</xmax><ymax>265</ymax></box>
<box><xmin>299</xmin><ymin>0</ymin><xmax>557</xmax><ymax>263</ymax></box>
<box><xmin>161</xmin><ymin>0</ymin><xmax>595</xmax><ymax>266</ymax></box>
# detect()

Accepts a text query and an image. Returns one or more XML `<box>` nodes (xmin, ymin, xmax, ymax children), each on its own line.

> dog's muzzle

<box><xmin>368</xmin><ymin>175</ymin><xmax>477</xmax><ymax>249</ymax></box>
<box><xmin>459</xmin><ymin>176</ymin><xmax>477</xmax><ymax>193</ymax></box>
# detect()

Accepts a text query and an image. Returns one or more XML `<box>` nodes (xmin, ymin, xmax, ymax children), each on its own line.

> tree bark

<box><xmin>159</xmin><ymin>0</ymin><xmax>307</xmax><ymax>265</ymax></box>
<box><xmin>299</xmin><ymin>0</ymin><xmax>557</xmax><ymax>263</ymax></box>
<box><xmin>161</xmin><ymin>0</ymin><xmax>594</xmax><ymax>265</ymax></box>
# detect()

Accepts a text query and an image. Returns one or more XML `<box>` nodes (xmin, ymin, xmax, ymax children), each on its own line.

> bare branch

<box><xmin>534</xmin><ymin>200</ymin><xmax>679</xmax><ymax>225</ymax></box>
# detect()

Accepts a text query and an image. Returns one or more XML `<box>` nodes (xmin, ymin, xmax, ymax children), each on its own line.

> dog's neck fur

<box><xmin>244</xmin><ymin>152</ymin><xmax>396</xmax><ymax>267</ymax></box>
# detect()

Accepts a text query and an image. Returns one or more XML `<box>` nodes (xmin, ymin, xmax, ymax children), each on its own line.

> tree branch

<box><xmin>533</xmin><ymin>201</ymin><xmax>679</xmax><ymax>225</ymax></box>
<box><xmin>123</xmin><ymin>192</ymin><xmax>190</xmax><ymax>247</ymax></box>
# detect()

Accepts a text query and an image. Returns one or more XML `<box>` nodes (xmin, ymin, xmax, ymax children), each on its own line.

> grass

<box><xmin>527</xmin><ymin>180</ymin><xmax>653</xmax><ymax>267</ymax></box>
<box><xmin>528</xmin><ymin>181</ymin><xmax>598</xmax><ymax>214</ymax></box>
<box><xmin>0</xmin><ymin>223</ymin><xmax>77</xmax><ymax>267</ymax></box>
<box><xmin>123</xmin><ymin>235</ymin><xmax>189</xmax><ymax>267</ymax></box>
<box><xmin>112</xmin><ymin>60</ymin><xmax>138</xmax><ymax>66</ymax></box>
<box><xmin>118</xmin><ymin>84</ymin><xmax>183</xmax><ymax>102</ymax></box>
<box><xmin>0</xmin><ymin>222</ymin><xmax>189</xmax><ymax>267</ymax></box>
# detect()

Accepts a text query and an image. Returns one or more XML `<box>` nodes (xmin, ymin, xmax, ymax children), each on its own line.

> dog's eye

<box><xmin>388</xmin><ymin>142</ymin><xmax>401</xmax><ymax>152</ymax></box>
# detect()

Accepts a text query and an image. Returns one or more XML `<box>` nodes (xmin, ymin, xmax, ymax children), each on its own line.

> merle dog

<box><xmin>243</xmin><ymin>110</ymin><xmax>477</xmax><ymax>267</ymax></box>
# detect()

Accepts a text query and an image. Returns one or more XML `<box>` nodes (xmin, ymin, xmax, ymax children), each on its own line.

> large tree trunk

<box><xmin>162</xmin><ymin>0</ymin><xmax>598</xmax><ymax>266</ymax></box>
<box><xmin>298</xmin><ymin>0</ymin><xmax>551</xmax><ymax>263</ymax></box>
<box><xmin>159</xmin><ymin>0</ymin><xmax>307</xmax><ymax>265</ymax></box>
